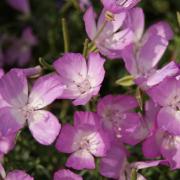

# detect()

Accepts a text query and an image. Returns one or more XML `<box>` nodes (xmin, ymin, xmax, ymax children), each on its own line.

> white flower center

<box><xmin>21</xmin><ymin>104</ymin><xmax>35</xmax><ymax>119</ymax></box>
<box><xmin>77</xmin><ymin>79</ymin><xmax>91</xmax><ymax>94</ymax></box>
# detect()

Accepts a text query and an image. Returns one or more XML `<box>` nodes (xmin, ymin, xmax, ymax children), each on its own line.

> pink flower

<box><xmin>5</xmin><ymin>27</ymin><xmax>38</xmax><ymax>67</ymax></box>
<box><xmin>97</xmin><ymin>95</ymin><xmax>148</xmax><ymax>145</ymax></box>
<box><xmin>54</xmin><ymin>169</ymin><xmax>82</xmax><ymax>180</ymax></box>
<box><xmin>0</xmin><ymin>69</ymin><xmax>64</xmax><ymax>145</ymax></box>
<box><xmin>6</xmin><ymin>0</ymin><xmax>30</xmax><ymax>15</ymax></box>
<box><xmin>55</xmin><ymin>111</ymin><xmax>110</xmax><ymax>170</ymax></box>
<box><xmin>53</xmin><ymin>53</ymin><xmax>105</xmax><ymax>106</ymax></box>
<box><xmin>122</xmin><ymin>8</ymin><xmax>178</xmax><ymax>89</ymax></box>
<box><xmin>148</xmin><ymin>77</ymin><xmax>180</xmax><ymax>135</ymax></box>
<box><xmin>83</xmin><ymin>7</ymin><xmax>134</xmax><ymax>59</ymax></box>
<box><xmin>101</xmin><ymin>0</ymin><xmax>141</xmax><ymax>13</ymax></box>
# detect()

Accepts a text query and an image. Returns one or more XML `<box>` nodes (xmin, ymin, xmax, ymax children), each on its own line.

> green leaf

<box><xmin>115</xmin><ymin>75</ymin><xmax>134</xmax><ymax>87</ymax></box>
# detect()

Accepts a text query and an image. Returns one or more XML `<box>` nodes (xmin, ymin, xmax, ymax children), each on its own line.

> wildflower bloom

<box><xmin>97</xmin><ymin>95</ymin><xmax>148</xmax><ymax>145</ymax></box>
<box><xmin>83</xmin><ymin>6</ymin><xmax>134</xmax><ymax>59</ymax></box>
<box><xmin>53</xmin><ymin>53</ymin><xmax>105</xmax><ymax>106</ymax></box>
<box><xmin>0</xmin><ymin>69</ymin><xmax>63</xmax><ymax>145</ymax></box>
<box><xmin>5</xmin><ymin>27</ymin><xmax>38</xmax><ymax>67</ymax></box>
<box><xmin>122</xmin><ymin>8</ymin><xmax>178</xmax><ymax>89</ymax></box>
<box><xmin>56</xmin><ymin>112</ymin><xmax>109</xmax><ymax>170</ymax></box>
<box><xmin>54</xmin><ymin>169</ymin><xmax>82</xmax><ymax>180</ymax></box>
<box><xmin>101</xmin><ymin>0</ymin><xmax>141</xmax><ymax>13</ymax></box>
<box><xmin>148</xmin><ymin>77</ymin><xmax>180</xmax><ymax>135</ymax></box>
<box><xmin>6</xmin><ymin>0</ymin><xmax>30</xmax><ymax>15</ymax></box>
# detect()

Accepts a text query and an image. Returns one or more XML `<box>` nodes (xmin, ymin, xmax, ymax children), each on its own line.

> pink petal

<box><xmin>124</xmin><ymin>7</ymin><xmax>144</xmax><ymax>42</ymax></box>
<box><xmin>54</xmin><ymin>169</ymin><xmax>82</xmax><ymax>180</ymax></box>
<box><xmin>28</xmin><ymin>110</ymin><xmax>61</xmax><ymax>145</ymax></box>
<box><xmin>74</xmin><ymin>111</ymin><xmax>101</xmax><ymax>129</ymax></box>
<box><xmin>147</xmin><ymin>61</ymin><xmax>179</xmax><ymax>87</ymax></box>
<box><xmin>66</xmin><ymin>149</ymin><xmax>95</xmax><ymax>170</ymax></box>
<box><xmin>29</xmin><ymin>73</ymin><xmax>64</xmax><ymax>109</ymax></box>
<box><xmin>158</xmin><ymin>107</ymin><xmax>180</xmax><ymax>135</ymax></box>
<box><xmin>87</xmin><ymin>53</ymin><xmax>105</xmax><ymax>87</ymax></box>
<box><xmin>0</xmin><ymin>69</ymin><xmax>28</xmax><ymax>108</ymax></box>
<box><xmin>142</xmin><ymin>134</ymin><xmax>161</xmax><ymax>158</ymax></box>
<box><xmin>99</xmin><ymin>144</ymin><xmax>127</xmax><ymax>179</ymax></box>
<box><xmin>161</xmin><ymin>134</ymin><xmax>180</xmax><ymax>169</ymax></box>
<box><xmin>83</xmin><ymin>6</ymin><xmax>97</xmax><ymax>40</ymax></box>
<box><xmin>0</xmin><ymin>107</ymin><xmax>25</xmax><ymax>132</ymax></box>
<box><xmin>148</xmin><ymin>77</ymin><xmax>178</xmax><ymax>106</ymax></box>
<box><xmin>53</xmin><ymin>53</ymin><xmax>87</xmax><ymax>84</ymax></box>
<box><xmin>72</xmin><ymin>86</ymin><xmax>100</xmax><ymax>106</ymax></box>
<box><xmin>55</xmin><ymin>124</ymin><xmax>77</xmax><ymax>153</ymax></box>
<box><xmin>6</xmin><ymin>170</ymin><xmax>33</xmax><ymax>180</ymax></box>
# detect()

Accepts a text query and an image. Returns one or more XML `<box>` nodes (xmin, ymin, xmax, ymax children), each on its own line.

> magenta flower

<box><xmin>83</xmin><ymin>7</ymin><xmax>134</xmax><ymax>59</ymax></box>
<box><xmin>53</xmin><ymin>53</ymin><xmax>105</xmax><ymax>106</ymax></box>
<box><xmin>54</xmin><ymin>169</ymin><xmax>82</xmax><ymax>180</ymax></box>
<box><xmin>122</xmin><ymin>8</ymin><xmax>178</xmax><ymax>89</ymax></box>
<box><xmin>97</xmin><ymin>95</ymin><xmax>148</xmax><ymax>145</ymax></box>
<box><xmin>0</xmin><ymin>69</ymin><xmax>64</xmax><ymax>145</ymax></box>
<box><xmin>101</xmin><ymin>0</ymin><xmax>141</xmax><ymax>13</ymax></box>
<box><xmin>5</xmin><ymin>27</ymin><xmax>38</xmax><ymax>67</ymax></box>
<box><xmin>56</xmin><ymin>111</ymin><xmax>109</xmax><ymax>170</ymax></box>
<box><xmin>6</xmin><ymin>0</ymin><xmax>30</xmax><ymax>15</ymax></box>
<box><xmin>148</xmin><ymin>77</ymin><xmax>180</xmax><ymax>135</ymax></box>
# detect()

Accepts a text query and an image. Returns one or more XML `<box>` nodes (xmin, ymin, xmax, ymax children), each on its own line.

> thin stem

<box><xmin>70</xmin><ymin>0</ymin><xmax>81</xmax><ymax>11</ymax></box>
<box><xmin>83</xmin><ymin>38</ymin><xmax>89</xmax><ymax>57</ymax></box>
<box><xmin>61</xmin><ymin>18</ymin><xmax>69</xmax><ymax>52</ymax></box>
<box><xmin>130</xmin><ymin>169</ymin><xmax>137</xmax><ymax>180</ymax></box>
<box><xmin>39</xmin><ymin>57</ymin><xmax>53</xmax><ymax>70</ymax></box>
<box><xmin>177</xmin><ymin>12</ymin><xmax>180</xmax><ymax>28</ymax></box>
<box><xmin>87</xmin><ymin>20</ymin><xmax>107</xmax><ymax>54</ymax></box>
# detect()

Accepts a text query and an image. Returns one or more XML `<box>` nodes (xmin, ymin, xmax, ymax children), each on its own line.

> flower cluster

<box><xmin>0</xmin><ymin>0</ymin><xmax>179</xmax><ymax>179</ymax></box>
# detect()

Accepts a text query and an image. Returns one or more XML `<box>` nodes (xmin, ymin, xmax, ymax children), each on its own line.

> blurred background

<box><xmin>0</xmin><ymin>0</ymin><xmax>180</xmax><ymax>179</ymax></box>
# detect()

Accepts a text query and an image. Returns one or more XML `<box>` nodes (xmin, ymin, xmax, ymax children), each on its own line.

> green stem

<box><xmin>70</xmin><ymin>0</ymin><xmax>81</xmax><ymax>11</ymax></box>
<box><xmin>130</xmin><ymin>169</ymin><xmax>137</xmax><ymax>180</ymax></box>
<box><xmin>87</xmin><ymin>20</ymin><xmax>107</xmax><ymax>53</ymax></box>
<box><xmin>61</xmin><ymin>18</ymin><xmax>69</xmax><ymax>52</ymax></box>
<box><xmin>83</xmin><ymin>39</ymin><xmax>89</xmax><ymax>57</ymax></box>
<box><xmin>39</xmin><ymin>57</ymin><xmax>53</xmax><ymax>70</ymax></box>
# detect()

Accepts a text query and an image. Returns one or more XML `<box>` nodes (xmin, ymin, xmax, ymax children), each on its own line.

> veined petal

<box><xmin>28</xmin><ymin>110</ymin><xmax>61</xmax><ymax>145</ymax></box>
